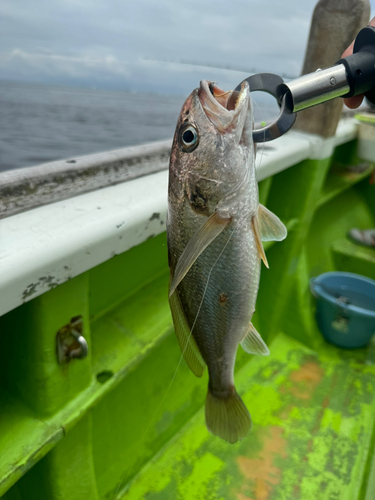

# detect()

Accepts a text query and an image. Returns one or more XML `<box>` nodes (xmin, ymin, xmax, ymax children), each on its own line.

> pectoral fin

<box><xmin>241</xmin><ymin>322</ymin><xmax>270</xmax><ymax>356</ymax></box>
<box><xmin>169</xmin><ymin>212</ymin><xmax>230</xmax><ymax>297</ymax></box>
<box><xmin>252</xmin><ymin>215</ymin><xmax>269</xmax><ymax>268</ymax></box>
<box><xmin>169</xmin><ymin>282</ymin><xmax>206</xmax><ymax>377</ymax></box>
<box><xmin>258</xmin><ymin>204</ymin><xmax>287</xmax><ymax>242</ymax></box>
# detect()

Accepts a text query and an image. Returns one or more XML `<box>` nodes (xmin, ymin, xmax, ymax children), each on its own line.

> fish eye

<box><xmin>179</xmin><ymin>124</ymin><xmax>199</xmax><ymax>153</ymax></box>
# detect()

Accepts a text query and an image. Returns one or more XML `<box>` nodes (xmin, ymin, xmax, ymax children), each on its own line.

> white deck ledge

<box><xmin>0</xmin><ymin>118</ymin><xmax>358</xmax><ymax>317</ymax></box>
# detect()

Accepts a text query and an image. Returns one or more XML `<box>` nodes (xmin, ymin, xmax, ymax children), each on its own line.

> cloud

<box><xmin>0</xmin><ymin>0</ymin><xmax>374</xmax><ymax>93</ymax></box>
<box><xmin>1</xmin><ymin>48</ymin><xmax>129</xmax><ymax>78</ymax></box>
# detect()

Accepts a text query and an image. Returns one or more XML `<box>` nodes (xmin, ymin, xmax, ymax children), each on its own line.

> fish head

<box><xmin>169</xmin><ymin>80</ymin><xmax>254</xmax><ymax>215</ymax></box>
<box><xmin>198</xmin><ymin>80</ymin><xmax>253</xmax><ymax>147</ymax></box>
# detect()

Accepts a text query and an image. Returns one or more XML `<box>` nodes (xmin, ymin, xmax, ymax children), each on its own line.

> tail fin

<box><xmin>205</xmin><ymin>387</ymin><xmax>251</xmax><ymax>444</ymax></box>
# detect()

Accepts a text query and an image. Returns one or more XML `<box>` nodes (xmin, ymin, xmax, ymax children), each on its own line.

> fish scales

<box><xmin>179</xmin><ymin>225</ymin><xmax>260</xmax><ymax>384</ymax></box>
<box><xmin>167</xmin><ymin>80</ymin><xmax>287</xmax><ymax>443</ymax></box>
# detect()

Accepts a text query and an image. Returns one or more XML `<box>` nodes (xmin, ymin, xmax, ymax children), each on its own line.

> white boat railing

<box><xmin>0</xmin><ymin>139</ymin><xmax>171</xmax><ymax>219</ymax></box>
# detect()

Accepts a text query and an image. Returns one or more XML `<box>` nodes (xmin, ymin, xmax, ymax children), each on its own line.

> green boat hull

<box><xmin>1</xmin><ymin>134</ymin><xmax>375</xmax><ymax>499</ymax></box>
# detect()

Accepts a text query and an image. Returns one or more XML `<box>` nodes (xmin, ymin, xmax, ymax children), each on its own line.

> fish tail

<box><xmin>205</xmin><ymin>386</ymin><xmax>251</xmax><ymax>444</ymax></box>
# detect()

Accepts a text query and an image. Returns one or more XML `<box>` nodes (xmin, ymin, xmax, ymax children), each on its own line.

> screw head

<box><xmin>330</xmin><ymin>77</ymin><xmax>336</xmax><ymax>86</ymax></box>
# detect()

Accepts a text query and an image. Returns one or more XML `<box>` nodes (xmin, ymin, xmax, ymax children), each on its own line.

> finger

<box><xmin>341</xmin><ymin>41</ymin><xmax>354</xmax><ymax>59</ymax></box>
<box><xmin>343</xmin><ymin>95</ymin><xmax>364</xmax><ymax>109</ymax></box>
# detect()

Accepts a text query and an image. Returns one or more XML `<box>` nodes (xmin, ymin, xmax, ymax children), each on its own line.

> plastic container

<box><xmin>310</xmin><ymin>272</ymin><xmax>375</xmax><ymax>348</ymax></box>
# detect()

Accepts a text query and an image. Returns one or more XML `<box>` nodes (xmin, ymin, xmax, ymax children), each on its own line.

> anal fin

<box><xmin>241</xmin><ymin>322</ymin><xmax>270</xmax><ymax>356</ymax></box>
<box><xmin>169</xmin><ymin>284</ymin><xmax>206</xmax><ymax>377</ymax></box>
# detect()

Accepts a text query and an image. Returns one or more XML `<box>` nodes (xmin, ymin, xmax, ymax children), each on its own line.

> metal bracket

<box><xmin>56</xmin><ymin>316</ymin><xmax>88</xmax><ymax>364</ymax></box>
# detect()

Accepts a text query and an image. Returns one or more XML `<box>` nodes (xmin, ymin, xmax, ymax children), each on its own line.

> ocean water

<box><xmin>0</xmin><ymin>81</ymin><xmax>276</xmax><ymax>172</ymax></box>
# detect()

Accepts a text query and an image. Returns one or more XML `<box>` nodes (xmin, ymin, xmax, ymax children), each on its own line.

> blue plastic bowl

<box><xmin>310</xmin><ymin>272</ymin><xmax>375</xmax><ymax>348</ymax></box>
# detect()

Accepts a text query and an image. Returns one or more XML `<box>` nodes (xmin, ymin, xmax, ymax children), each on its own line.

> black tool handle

<box><xmin>336</xmin><ymin>26</ymin><xmax>375</xmax><ymax>104</ymax></box>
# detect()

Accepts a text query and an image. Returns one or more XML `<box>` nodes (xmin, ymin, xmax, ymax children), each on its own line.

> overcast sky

<box><xmin>1</xmin><ymin>0</ymin><xmax>375</xmax><ymax>95</ymax></box>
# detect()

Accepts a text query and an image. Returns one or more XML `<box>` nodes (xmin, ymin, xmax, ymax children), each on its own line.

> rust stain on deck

<box><xmin>236</xmin><ymin>427</ymin><xmax>287</xmax><ymax>500</ymax></box>
<box><xmin>287</xmin><ymin>360</ymin><xmax>324</xmax><ymax>400</ymax></box>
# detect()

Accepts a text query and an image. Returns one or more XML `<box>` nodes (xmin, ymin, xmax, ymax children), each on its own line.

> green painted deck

<box><xmin>123</xmin><ymin>333</ymin><xmax>375</xmax><ymax>500</ymax></box>
<box><xmin>1</xmin><ymin>137</ymin><xmax>375</xmax><ymax>499</ymax></box>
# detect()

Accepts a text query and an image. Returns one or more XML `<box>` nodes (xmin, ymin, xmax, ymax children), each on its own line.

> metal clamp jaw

<box><xmin>231</xmin><ymin>73</ymin><xmax>297</xmax><ymax>143</ymax></box>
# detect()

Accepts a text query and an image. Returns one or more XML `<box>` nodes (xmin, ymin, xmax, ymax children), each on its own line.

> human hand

<box><xmin>342</xmin><ymin>17</ymin><xmax>375</xmax><ymax>109</ymax></box>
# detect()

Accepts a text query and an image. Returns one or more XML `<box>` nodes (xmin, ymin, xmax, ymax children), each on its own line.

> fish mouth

<box><xmin>198</xmin><ymin>80</ymin><xmax>249</xmax><ymax>134</ymax></box>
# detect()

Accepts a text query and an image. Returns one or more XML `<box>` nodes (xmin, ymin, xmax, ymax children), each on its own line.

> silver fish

<box><xmin>167</xmin><ymin>80</ymin><xmax>287</xmax><ymax>443</ymax></box>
